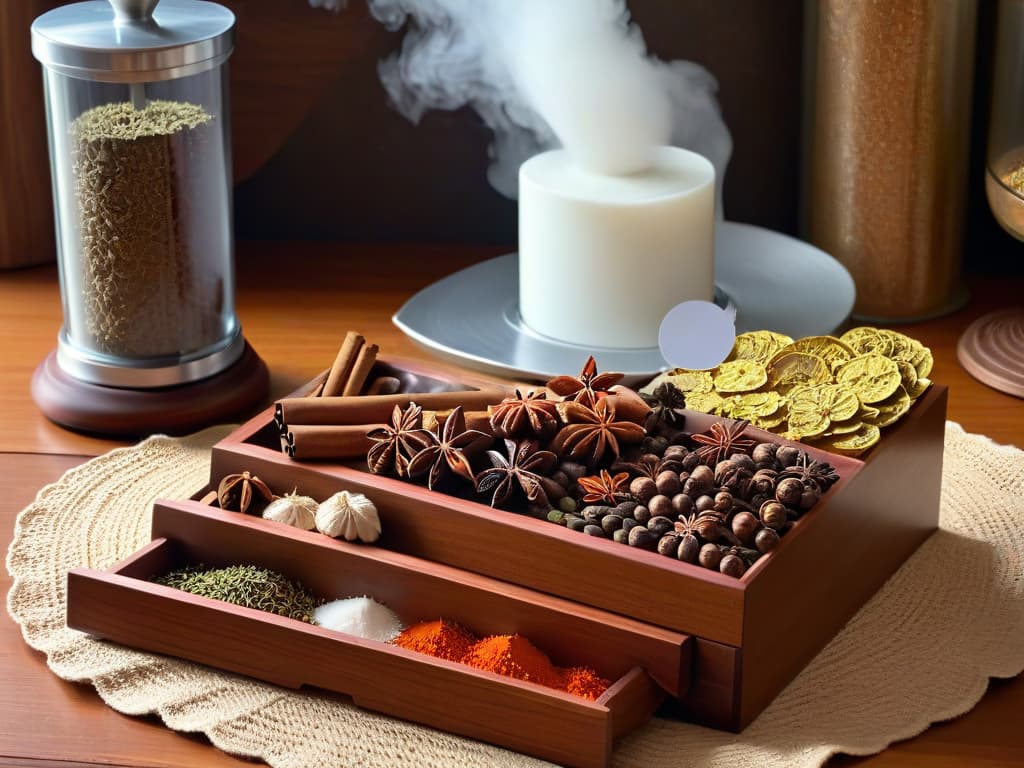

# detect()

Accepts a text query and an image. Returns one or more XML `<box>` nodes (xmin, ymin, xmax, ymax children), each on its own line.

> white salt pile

<box><xmin>313</xmin><ymin>596</ymin><xmax>404</xmax><ymax>642</ymax></box>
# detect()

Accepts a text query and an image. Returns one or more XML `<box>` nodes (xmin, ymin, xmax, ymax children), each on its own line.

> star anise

<box><xmin>475</xmin><ymin>439</ymin><xmax>557</xmax><ymax>508</ymax></box>
<box><xmin>691</xmin><ymin>420</ymin><xmax>757</xmax><ymax>466</ymax></box>
<box><xmin>641</xmin><ymin>382</ymin><xmax>688</xmax><ymax>428</ymax></box>
<box><xmin>616</xmin><ymin>453</ymin><xmax>683</xmax><ymax>480</ymax></box>
<box><xmin>577</xmin><ymin>469</ymin><xmax>630</xmax><ymax>504</ymax></box>
<box><xmin>488</xmin><ymin>389</ymin><xmax>561</xmax><ymax>439</ymax></box>
<box><xmin>552</xmin><ymin>399</ymin><xmax>646</xmax><ymax>467</ymax></box>
<box><xmin>407</xmin><ymin>406</ymin><xmax>492</xmax><ymax>490</ymax></box>
<box><xmin>217</xmin><ymin>471</ymin><xmax>274</xmax><ymax>513</ymax></box>
<box><xmin>777</xmin><ymin>453</ymin><xmax>839</xmax><ymax>492</ymax></box>
<box><xmin>674</xmin><ymin>511</ymin><xmax>739</xmax><ymax>544</ymax></box>
<box><xmin>366</xmin><ymin>403</ymin><xmax>435</xmax><ymax>477</ymax></box>
<box><xmin>547</xmin><ymin>356</ymin><xmax>624</xmax><ymax>409</ymax></box>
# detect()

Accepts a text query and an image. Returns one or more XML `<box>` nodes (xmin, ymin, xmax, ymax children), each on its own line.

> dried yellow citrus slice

<box><xmin>835</xmin><ymin>354</ymin><xmax>902</xmax><ymax>404</ymax></box>
<box><xmin>728</xmin><ymin>331</ymin><xmax>793</xmax><ymax>365</ymax></box>
<box><xmin>786</xmin><ymin>409</ymin><xmax>830</xmax><ymax>439</ymax></box>
<box><xmin>821</xmin><ymin>418</ymin><xmax>864</xmax><ymax>436</ymax></box>
<box><xmin>788</xmin><ymin>383</ymin><xmax>861</xmax><ymax>423</ymax></box>
<box><xmin>785</xmin><ymin>336</ymin><xmax>856</xmax><ymax>371</ymax></box>
<box><xmin>811</xmin><ymin>423</ymin><xmax>881</xmax><ymax>456</ymax></box>
<box><xmin>895</xmin><ymin>359</ymin><xmax>919</xmax><ymax>392</ymax></box>
<box><xmin>752</xmin><ymin>408</ymin><xmax>789</xmax><ymax>430</ymax></box>
<box><xmin>913</xmin><ymin>346</ymin><xmax>934</xmax><ymax>378</ymax></box>
<box><xmin>714</xmin><ymin>359</ymin><xmax>768</xmax><ymax>393</ymax></box>
<box><xmin>724</xmin><ymin>391</ymin><xmax>784</xmax><ymax>421</ymax></box>
<box><xmin>684</xmin><ymin>390</ymin><xmax>728</xmax><ymax>415</ymax></box>
<box><xmin>766</xmin><ymin>351</ymin><xmax>832</xmax><ymax>393</ymax></box>
<box><xmin>862</xmin><ymin>386</ymin><xmax>911</xmax><ymax>428</ymax></box>
<box><xmin>665</xmin><ymin>369</ymin><xmax>715</xmax><ymax>394</ymax></box>
<box><xmin>840</xmin><ymin>327</ymin><xmax>894</xmax><ymax>357</ymax></box>
<box><xmin>906</xmin><ymin>376</ymin><xmax>932</xmax><ymax>399</ymax></box>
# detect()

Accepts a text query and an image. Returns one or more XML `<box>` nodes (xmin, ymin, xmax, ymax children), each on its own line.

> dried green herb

<box><xmin>154</xmin><ymin>564</ymin><xmax>320</xmax><ymax>622</ymax></box>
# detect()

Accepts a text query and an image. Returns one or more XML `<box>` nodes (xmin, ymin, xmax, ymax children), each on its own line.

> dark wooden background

<box><xmin>3</xmin><ymin>0</ymin><xmax>1020</xmax><ymax>276</ymax></box>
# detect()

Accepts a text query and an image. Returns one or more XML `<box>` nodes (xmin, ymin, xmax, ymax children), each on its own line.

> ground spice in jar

<box><xmin>391</xmin><ymin>619</ymin><xmax>476</xmax><ymax>661</ymax></box>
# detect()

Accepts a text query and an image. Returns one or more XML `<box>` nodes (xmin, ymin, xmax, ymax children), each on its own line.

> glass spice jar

<box><xmin>804</xmin><ymin>0</ymin><xmax>978</xmax><ymax>321</ymax></box>
<box><xmin>33</xmin><ymin>0</ymin><xmax>239</xmax><ymax>385</ymax></box>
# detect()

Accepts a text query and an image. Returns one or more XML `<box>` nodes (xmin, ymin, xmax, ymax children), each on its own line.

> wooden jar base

<box><xmin>31</xmin><ymin>341</ymin><xmax>269</xmax><ymax>437</ymax></box>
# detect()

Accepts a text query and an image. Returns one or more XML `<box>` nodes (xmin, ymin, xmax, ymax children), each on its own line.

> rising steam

<box><xmin>310</xmin><ymin>0</ymin><xmax>731</xmax><ymax>202</ymax></box>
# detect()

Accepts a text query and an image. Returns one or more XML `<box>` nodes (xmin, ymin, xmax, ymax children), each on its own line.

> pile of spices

<box><xmin>392</xmin><ymin>621</ymin><xmax>610</xmax><ymax>700</ymax></box>
<box><xmin>154</xmin><ymin>564</ymin><xmax>320</xmax><ymax>623</ymax></box>
<box><xmin>313</xmin><ymin>596</ymin><xmax>404</xmax><ymax>642</ymax></box>
<box><xmin>392</xmin><ymin>619</ymin><xmax>476</xmax><ymax>662</ymax></box>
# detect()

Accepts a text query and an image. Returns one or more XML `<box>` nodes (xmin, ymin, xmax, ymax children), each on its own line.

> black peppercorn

<box><xmin>731</xmin><ymin>510</ymin><xmax>760</xmax><ymax>544</ymax></box>
<box><xmin>672</xmin><ymin>492</ymin><xmax>694</xmax><ymax>516</ymax></box>
<box><xmin>630</xmin><ymin>476</ymin><xmax>658</xmax><ymax>505</ymax></box>
<box><xmin>649</xmin><ymin>494</ymin><xmax>674</xmax><ymax>518</ymax></box>
<box><xmin>657</xmin><ymin>532</ymin><xmax>680</xmax><ymax>557</ymax></box>
<box><xmin>656</xmin><ymin>470</ymin><xmax>682</xmax><ymax>497</ymax></box>
<box><xmin>695</xmin><ymin>494</ymin><xmax>716</xmax><ymax>513</ymax></box>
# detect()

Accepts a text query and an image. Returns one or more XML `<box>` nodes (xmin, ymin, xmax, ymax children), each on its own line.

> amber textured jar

<box><xmin>805</xmin><ymin>0</ymin><xmax>977</xmax><ymax>321</ymax></box>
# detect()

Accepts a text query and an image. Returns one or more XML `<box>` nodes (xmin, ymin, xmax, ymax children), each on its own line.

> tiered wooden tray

<box><xmin>66</xmin><ymin>358</ymin><xmax>948</xmax><ymax>766</ymax></box>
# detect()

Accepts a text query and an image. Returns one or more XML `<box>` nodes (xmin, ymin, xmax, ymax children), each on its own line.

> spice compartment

<box><xmin>67</xmin><ymin>500</ymin><xmax>688</xmax><ymax>768</ymax></box>
<box><xmin>210</xmin><ymin>360</ymin><xmax>948</xmax><ymax>730</ymax></box>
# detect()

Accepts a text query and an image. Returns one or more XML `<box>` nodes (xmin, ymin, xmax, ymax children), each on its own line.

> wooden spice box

<box><xmin>67</xmin><ymin>500</ymin><xmax>686</xmax><ymax>768</ymax></box>
<box><xmin>206</xmin><ymin>359</ymin><xmax>947</xmax><ymax>731</ymax></box>
<box><xmin>66</xmin><ymin>356</ymin><xmax>948</xmax><ymax>757</ymax></box>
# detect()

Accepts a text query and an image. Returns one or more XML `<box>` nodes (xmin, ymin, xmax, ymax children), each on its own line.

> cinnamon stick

<box><xmin>423</xmin><ymin>409</ymin><xmax>494</xmax><ymax>436</ymax></box>
<box><xmin>342</xmin><ymin>342</ymin><xmax>379</xmax><ymax>396</ymax></box>
<box><xmin>277</xmin><ymin>389</ymin><xmax>508</xmax><ymax>427</ymax></box>
<box><xmin>321</xmin><ymin>331</ymin><xmax>365</xmax><ymax>397</ymax></box>
<box><xmin>282</xmin><ymin>424</ymin><xmax>382</xmax><ymax>461</ymax></box>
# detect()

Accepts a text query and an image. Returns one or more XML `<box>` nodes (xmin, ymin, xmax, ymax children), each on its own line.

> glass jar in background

<box><xmin>804</xmin><ymin>0</ymin><xmax>978</xmax><ymax>322</ymax></box>
<box><xmin>33</xmin><ymin>0</ymin><xmax>239</xmax><ymax>386</ymax></box>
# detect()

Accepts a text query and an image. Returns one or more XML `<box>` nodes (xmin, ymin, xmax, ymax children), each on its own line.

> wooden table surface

<box><xmin>1</xmin><ymin>242</ymin><xmax>1022</xmax><ymax>767</ymax></box>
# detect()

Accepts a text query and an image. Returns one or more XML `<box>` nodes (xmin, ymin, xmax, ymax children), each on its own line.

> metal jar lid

<box><xmin>31</xmin><ymin>0</ymin><xmax>235</xmax><ymax>83</ymax></box>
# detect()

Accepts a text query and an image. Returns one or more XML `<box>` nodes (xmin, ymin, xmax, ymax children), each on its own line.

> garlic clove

<box><xmin>316</xmin><ymin>490</ymin><xmax>382</xmax><ymax>543</ymax></box>
<box><xmin>262</xmin><ymin>491</ymin><xmax>318</xmax><ymax>530</ymax></box>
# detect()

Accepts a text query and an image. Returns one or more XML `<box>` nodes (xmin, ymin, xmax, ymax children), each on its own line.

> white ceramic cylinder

<box><xmin>518</xmin><ymin>146</ymin><xmax>715</xmax><ymax>349</ymax></box>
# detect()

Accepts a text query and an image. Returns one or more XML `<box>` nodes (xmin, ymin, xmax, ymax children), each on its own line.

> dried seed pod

<box><xmin>677</xmin><ymin>533</ymin><xmax>701</xmax><ymax>563</ymax></box>
<box><xmin>583</xmin><ymin>524</ymin><xmax>605</xmax><ymax>538</ymax></box>
<box><xmin>657</xmin><ymin>532</ymin><xmax>680</xmax><ymax>557</ymax></box>
<box><xmin>689</xmin><ymin>464</ymin><xmax>715</xmax><ymax>491</ymax></box>
<box><xmin>748</xmin><ymin>468</ymin><xmax>778</xmax><ymax>497</ymax></box>
<box><xmin>776</xmin><ymin>445</ymin><xmax>801</xmax><ymax>468</ymax></box>
<box><xmin>664</xmin><ymin>444</ymin><xmax>689</xmax><ymax>460</ymax></box>
<box><xmin>566</xmin><ymin>515</ymin><xmax>587</xmax><ymax>532</ymax></box>
<box><xmin>775</xmin><ymin>477</ymin><xmax>804</xmax><ymax>507</ymax></box>
<box><xmin>601</xmin><ymin>514</ymin><xmax>625</xmax><ymax>534</ymax></box>
<box><xmin>632</xmin><ymin>504</ymin><xmax>651</xmax><ymax>524</ymax></box>
<box><xmin>649</xmin><ymin>494</ymin><xmax>673</xmax><ymax>518</ymax></box>
<box><xmin>731</xmin><ymin>510</ymin><xmax>760</xmax><ymax>544</ymax></box>
<box><xmin>672</xmin><ymin>492</ymin><xmax>694</xmax><ymax>516</ymax></box>
<box><xmin>630</xmin><ymin>476</ymin><xmax>658</xmax><ymax>505</ymax></box>
<box><xmin>695</xmin><ymin>494</ymin><xmax>716</xmax><ymax>513</ymax></box>
<box><xmin>647</xmin><ymin>515</ymin><xmax>675</xmax><ymax>538</ymax></box>
<box><xmin>613</xmin><ymin>528</ymin><xmax>630</xmax><ymax>544</ymax></box>
<box><xmin>698</xmin><ymin>542</ymin><xmax>724</xmax><ymax>570</ymax></box>
<box><xmin>316</xmin><ymin>491</ymin><xmax>382</xmax><ymax>543</ymax></box>
<box><xmin>615</xmin><ymin>500</ymin><xmax>639</xmax><ymax>518</ymax></box>
<box><xmin>714</xmin><ymin>491</ymin><xmax>734</xmax><ymax>513</ymax></box>
<box><xmin>720</xmin><ymin>553</ymin><xmax>746</xmax><ymax>578</ymax></box>
<box><xmin>656</xmin><ymin>470</ymin><xmax>682</xmax><ymax>497</ymax></box>
<box><xmin>755</xmin><ymin>527</ymin><xmax>780</xmax><ymax>553</ymax></box>
<box><xmin>628</xmin><ymin>526</ymin><xmax>657</xmax><ymax>550</ymax></box>
<box><xmin>559</xmin><ymin>496</ymin><xmax>578</xmax><ymax>514</ymax></box>
<box><xmin>581</xmin><ymin>505</ymin><xmax>612</xmax><ymax>521</ymax></box>
<box><xmin>262</xmin><ymin>491</ymin><xmax>317</xmax><ymax>531</ymax></box>
<box><xmin>621</xmin><ymin>517</ymin><xmax>641</xmax><ymax>532</ymax></box>
<box><xmin>752</xmin><ymin>442</ymin><xmax>776</xmax><ymax>465</ymax></box>
<box><xmin>681</xmin><ymin>452</ymin><xmax>701</xmax><ymax>472</ymax></box>
<box><xmin>800</xmin><ymin>486</ymin><xmax>821</xmax><ymax>509</ymax></box>
<box><xmin>759</xmin><ymin>500</ymin><xmax>788</xmax><ymax>531</ymax></box>
<box><xmin>560</xmin><ymin>461</ymin><xmax>588</xmax><ymax>481</ymax></box>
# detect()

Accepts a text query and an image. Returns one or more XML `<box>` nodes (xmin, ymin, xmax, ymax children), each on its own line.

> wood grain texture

<box><xmin>0</xmin><ymin>245</ymin><xmax>1022</xmax><ymax>767</ymax></box>
<box><xmin>0</xmin><ymin>1</ymin><xmax>58</xmax><ymax>268</ymax></box>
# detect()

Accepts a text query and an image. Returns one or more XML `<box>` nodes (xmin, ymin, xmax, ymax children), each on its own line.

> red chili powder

<box><xmin>391</xmin><ymin>619</ymin><xmax>475</xmax><ymax>662</ymax></box>
<box><xmin>391</xmin><ymin>622</ymin><xmax>610</xmax><ymax>699</ymax></box>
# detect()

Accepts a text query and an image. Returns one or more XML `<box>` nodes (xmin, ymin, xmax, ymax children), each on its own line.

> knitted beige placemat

<box><xmin>6</xmin><ymin>423</ymin><xmax>1024</xmax><ymax>768</ymax></box>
